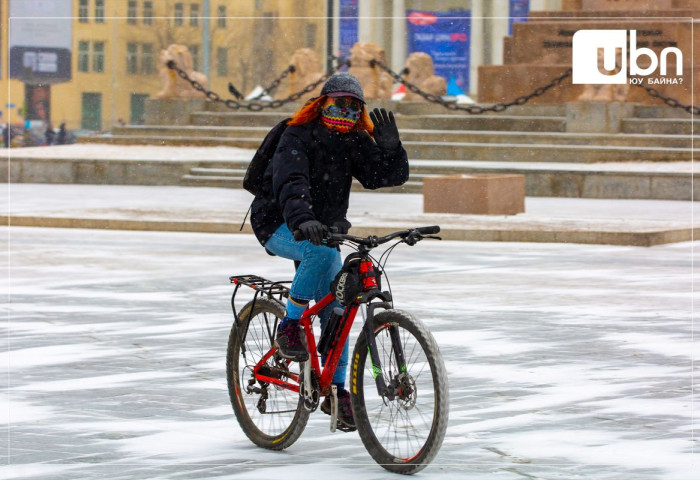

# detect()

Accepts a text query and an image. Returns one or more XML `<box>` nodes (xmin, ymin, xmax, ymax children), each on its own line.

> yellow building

<box><xmin>0</xmin><ymin>0</ymin><xmax>326</xmax><ymax>131</ymax></box>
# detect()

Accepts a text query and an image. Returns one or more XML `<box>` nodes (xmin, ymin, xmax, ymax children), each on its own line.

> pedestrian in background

<box><xmin>57</xmin><ymin>123</ymin><xmax>67</xmax><ymax>145</ymax></box>
<box><xmin>44</xmin><ymin>123</ymin><xmax>55</xmax><ymax>146</ymax></box>
<box><xmin>2</xmin><ymin>124</ymin><xmax>9</xmax><ymax>148</ymax></box>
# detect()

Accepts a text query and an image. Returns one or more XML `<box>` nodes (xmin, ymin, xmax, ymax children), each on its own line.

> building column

<box><xmin>391</xmin><ymin>0</ymin><xmax>406</xmax><ymax>72</ymax></box>
<box><xmin>470</xmin><ymin>0</ymin><xmax>485</xmax><ymax>96</ymax></box>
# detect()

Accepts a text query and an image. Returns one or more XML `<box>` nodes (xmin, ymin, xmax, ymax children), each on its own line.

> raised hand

<box><xmin>369</xmin><ymin>108</ymin><xmax>400</xmax><ymax>151</ymax></box>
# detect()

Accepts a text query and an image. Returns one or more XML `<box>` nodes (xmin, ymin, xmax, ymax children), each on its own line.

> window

<box><xmin>127</xmin><ymin>43</ymin><xmax>138</xmax><ymax>74</ymax></box>
<box><xmin>79</xmin><ymin>0</ymin><xmax>89</xmax><ymax>23</ymax></box>
<box><xmin>216</xmin><ymin>47</ymin><xmax>228</xmax><ymax>76</ymax></box>
<box><xmin>189</xmin><ymin>45</ymin><xmax>199</xmax><ymax>71</ymax></box>
<box><xmin>142</xmin><ymin>44</ymin><xmax>154</xmax><ymax>74</ymax></box>
<box><xmin>143</xmin><ymin>1</ymin><xmax>153</xmax><ymax>25</ymax></box>
<box><xmin>92</xmin><ymin>42</ymin><xmax>105</xmax><ymax>73</ymax></box>
<box><xmin>217</xmin><ymin>5</ymin><xmax>226</xmax><ymax>28</ymax></box>
<box><xmin>127</xmin><ymin>1</ymin><xmax>138</xmax><ymax>24</ymax></box>
<box><xmin>190</xmin><ymin>3</ymin><xmax>199</xmax><ymax>27</ymax></box>
<box><xmin>174</xmin><ymin>3</ymin><xmax>184</xmax><ymax>26</ymax></box>
<box><xmin>95</xmin><ymin>0</ymin><xmax>105</xmax><ymax>23</ymax></box>
<box><xmin>78</xmin><ymin>41</ymin><xmax>90</xmax><ymax>72</ymax></box>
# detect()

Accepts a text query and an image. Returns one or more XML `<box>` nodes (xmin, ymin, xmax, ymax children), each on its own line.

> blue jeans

<box><xmin>265</xmin><ymin>223</ymin><xmax>348</xmax><ymax>386</ymax></box>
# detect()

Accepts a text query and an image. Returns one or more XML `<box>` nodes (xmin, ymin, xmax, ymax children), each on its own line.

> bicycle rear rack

<box><xmin>230</xmin><ymin>275</ymin><xmax>291</xmax><ymax>301</ymax></box>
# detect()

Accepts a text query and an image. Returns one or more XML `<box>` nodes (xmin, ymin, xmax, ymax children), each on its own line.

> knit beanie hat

<box><xmin>320</xmin><ymin>72</ymin><xmax>365</xmax><ymax>103</ymax></box>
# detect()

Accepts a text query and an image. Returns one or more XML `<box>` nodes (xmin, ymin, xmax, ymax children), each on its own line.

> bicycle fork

<box><xmin>361</xmin><ymin>302</ymin><xmax>405</xmax><ymax>401</ymax></box>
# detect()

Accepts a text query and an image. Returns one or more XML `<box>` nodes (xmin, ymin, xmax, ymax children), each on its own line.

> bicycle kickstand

<box><xmin>330</xmin><ymin>384</ymin><xmax>338</xmax><ymax>433</ymax></box>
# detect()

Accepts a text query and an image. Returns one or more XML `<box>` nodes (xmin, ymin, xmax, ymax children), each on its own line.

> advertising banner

<box><xmin>338</xmin><ymin>0</ymin><xmax>359</xmax><ymax>60</ymax></box>
<box><xmin>406</xmin><ymin>10</ymin><xmax>471</xmax><ymax>92</ymax></box>
<box><xmin>9</xmin><ymin>0</ymin><xmax>72</xmax><ymax>84</ymax></box>
<box><xmin>509</xmin><ymin>0</ymin><xmax>530</xmax><ymax>35</ymax></box>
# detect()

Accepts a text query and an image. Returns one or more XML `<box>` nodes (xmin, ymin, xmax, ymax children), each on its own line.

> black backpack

<box><xmin>243</xmin><ymin>118</ymin><xmax>291</xmax><ymax>196</ymax></box>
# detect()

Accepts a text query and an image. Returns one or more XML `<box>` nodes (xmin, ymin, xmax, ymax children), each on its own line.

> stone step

<box><xmin>191</xmin><ymin>111</ymin><xmax>568</xmax><ymax>131</ymax></box>
<box><xmin>188</xmin><ymin>167</ymin><xmax>247</xmax><ymax>176</ymax></box>
<box><xmin>402</xmin><ymin>142</ymin><xmax>690</xmax><ymax>163</ymax></box>
<box><xmin>181</xmin><ymin>174</ymin><xmax>245</xmax><ymax>188</ymax></box>
<box><xmin>77</xmin><ymin>135</ymin><xmax>262</xmax><ymax>149</ymax></box>
<box><xmin>203</xmin><ymin>99</ymin><xmax>569</xmax><ymax>117</ymax></box>
<box><xmin>191</xmin><ymin>111</ymin><xmax>291</xmax><ymax>127</ymax></box>
<box><xmin>110</xmin><ymin>125</ymin><xmax>694</xmax><ymax>149</ymax></box>
<box><xmin>178</xmin><ymin>162</ymin><xmax>695</xmax><ymax>200</ymax></box>
<box><xmin>633</xmin><ymin>105</ymin><xmax>695</xmax><ymax>119</ymax></box>
<box><xmin>80</xmin><ymin>135</ymin><xmax>691</xmax><ymax>163</ymax></box>
<box><xmin>180</xmin><ymin>170</ymin><xmax>424</xmax><ymax>193</ymax></box>
<box><xmin>621</xmin><ymin>118</ymin><xmax>699</xmax><ymax>135</ymax></box>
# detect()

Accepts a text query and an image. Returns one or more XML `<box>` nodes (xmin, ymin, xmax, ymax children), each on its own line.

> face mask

<box><xmin>320</xmin><ymin>98</ymin><xmax>360</xmax><ymax>133</ymax></box>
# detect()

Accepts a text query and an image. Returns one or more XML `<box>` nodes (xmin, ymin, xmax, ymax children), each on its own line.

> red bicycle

<box><xmin>226</xmin><ymin>226</ymin><xmax>449</xmax><ymax>474</ymax></box>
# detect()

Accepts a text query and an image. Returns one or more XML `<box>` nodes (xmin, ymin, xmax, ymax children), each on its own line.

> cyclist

<box><xmin>249</xmin><ymin>72</ymin><xmax>408</xmax><ymax>430</ymax></box>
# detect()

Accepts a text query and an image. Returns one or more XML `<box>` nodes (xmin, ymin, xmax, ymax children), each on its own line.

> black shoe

<box><xmin>321</xmin><ymin>388</ymin><xmax>356</xmax><ymax>432</ymax></box>
<box><xmin>275</xmin><ymin>319</ymin><xmax>308</xmax><ymax>362</ymax></box>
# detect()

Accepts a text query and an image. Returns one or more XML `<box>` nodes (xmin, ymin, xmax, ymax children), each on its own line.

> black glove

<box><xmin>299</xmin><ymin>220</ymin><xmax>324</xmax><ymax>245</ymax></box>
<box><xmin>369</xmin><ymin>108</ymin><xmax>400</xmax><ymax>151</ymax></box>
<box><xmin>332</xmin><ymin>219</ymin><xmax>352</xmax><ymax>234</ymax></box>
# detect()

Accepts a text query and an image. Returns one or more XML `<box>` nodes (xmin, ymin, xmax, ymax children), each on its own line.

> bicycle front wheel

<box><xmin>351</xmin><ymin>309</ymin><xmax>449</xmax><ymax>474</ymax></box>
<box><xmin>226</xmin><ymin>297</ymin><xmax>309</xmax><ymax>450</ymax></box>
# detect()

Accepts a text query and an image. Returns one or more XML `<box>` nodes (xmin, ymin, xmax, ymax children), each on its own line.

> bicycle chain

<box><xmin>166</xmin><ymin>58</ymin><xmax>348</xmax><ymax>111</ymax></box>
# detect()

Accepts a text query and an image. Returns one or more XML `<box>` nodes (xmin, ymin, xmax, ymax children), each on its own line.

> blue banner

<box><xmin>338</xmin><ymin>0</ymin><xmax>358</xmax><ymax>61</ymax></box>
<box><xmin>406</xmin><ymin>10</ymin><xmax>471</xmax><ymax>92</ymax></box>
<box><xmin>509</xmin><ymin>0</ymin><xmax>529</xmax><ymax>35</ymax></box>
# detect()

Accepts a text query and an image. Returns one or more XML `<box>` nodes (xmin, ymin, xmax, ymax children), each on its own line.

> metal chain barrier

<box><xmin>166</xmin><ymin>58</ymin><xmax>348</xmax><ymax>111</ymax></box>
<box><xmin>248</xmin><ymin>65</ymin><xmax>296</xmax><ymax>100</ymax></box>
<box><xmin>370</xmin><ymin>59</ymin><xmax>572</xmax><ymax>114</ymax></box>
<box><xmin>632</xmin><ymin>82</ymin><xmax>699</xmax><ymax>115</ymax></box>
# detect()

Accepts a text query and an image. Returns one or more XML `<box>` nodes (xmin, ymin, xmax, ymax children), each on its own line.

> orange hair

<box><xmin>287</xmin><ymin>95</ymin><xmax>374</xmax><ymax>135</ymax></box>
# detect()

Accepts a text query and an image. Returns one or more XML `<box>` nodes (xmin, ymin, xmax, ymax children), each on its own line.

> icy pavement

<box><xmin>2</xmin><ymin>227</ymin><xmax>697</xmax><ymax>479</ymax></box>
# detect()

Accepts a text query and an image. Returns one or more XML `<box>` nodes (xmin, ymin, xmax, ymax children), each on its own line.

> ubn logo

<box><xmin>572</xmin><ymin>30</ymin><xmax>683</xmax><ymax>84</ymax></box>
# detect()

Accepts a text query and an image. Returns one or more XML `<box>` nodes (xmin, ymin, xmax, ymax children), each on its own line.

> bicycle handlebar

<box><xmin>293</xmin><ymin>225</ymin><xmax>441</xmax><ymax>247</ymax></box>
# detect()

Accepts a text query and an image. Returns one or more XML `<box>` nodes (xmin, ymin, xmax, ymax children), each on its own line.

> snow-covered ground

<box><xmin>2</xmin><ymin>227</ymin><xmax>696</xmax><ymax>479</ymax></box>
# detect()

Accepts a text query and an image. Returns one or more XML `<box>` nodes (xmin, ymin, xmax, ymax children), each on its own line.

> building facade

<box><xmin>0</xmin><ymin>0</ymin><xmax>326</xmax><ymax>131</ymax></box>
<box><xmin>0</xmin><ymin>0</ymin><xmax>562</xmax><ymax>132</ymax></box>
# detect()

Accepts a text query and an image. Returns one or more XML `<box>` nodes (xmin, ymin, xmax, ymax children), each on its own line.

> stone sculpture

<box><xmin>403</xmin><ymin>52</ymin><xmax>447</xmax><ymax>102</ymax></box>
<box><xmin>347</xmin><ymin>42</ymin><xmax>393</xmax><ymax>100</ymax></box>
<box><xmin>287</xmin><ymin>48</ymin><xmax>323</xmax><ymax>100</ymax></box>
<box><xmin>155</xmin><ymin>44</ymin><xmax>208</xmax><ymax>99</ymax></box>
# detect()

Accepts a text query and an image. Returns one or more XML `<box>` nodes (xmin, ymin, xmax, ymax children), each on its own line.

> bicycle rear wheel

<box><xmin>351</xmin><ymin>309</ymin><xmax>449</xmax><ymax>474</ymax></box>
<box><xmin>226</xmin><ymin>297</ymin><xmax>309</xmax><ymax>450</ymax></box>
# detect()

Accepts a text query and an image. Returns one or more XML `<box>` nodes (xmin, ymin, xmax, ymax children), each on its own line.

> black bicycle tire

<box><xmin>226</xmin><ymin>297</ymin><xmax>310</xmax><ymax>450</ymax></box>
<box><xmin>350</xmin><ymin>309</ymin><xmax>449</xmax><ymax>474</ymax></box>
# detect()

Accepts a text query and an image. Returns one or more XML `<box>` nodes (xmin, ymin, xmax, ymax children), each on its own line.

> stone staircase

<box><xmin>78</xmin><ymin>102</ymin><xmax>697</xmax><ymax>200</ymax></box>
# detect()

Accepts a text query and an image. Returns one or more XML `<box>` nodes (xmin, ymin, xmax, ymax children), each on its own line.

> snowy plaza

<box><xmin>2</xmin><ymin>186</ymin><xmax>696</xmax><ymax>478</ymax></box>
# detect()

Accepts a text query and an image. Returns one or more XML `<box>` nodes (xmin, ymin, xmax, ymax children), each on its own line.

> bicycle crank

<box><xmin>300</xmin><ymin>360</ymin><xmax>319</xmax><ymax>411</ymax></box>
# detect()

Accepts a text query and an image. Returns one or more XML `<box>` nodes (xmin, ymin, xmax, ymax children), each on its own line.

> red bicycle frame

<box><xmin>252</xmin><ymin>293</ymin><xmax>359</xmax><ymax>396</ymax></box>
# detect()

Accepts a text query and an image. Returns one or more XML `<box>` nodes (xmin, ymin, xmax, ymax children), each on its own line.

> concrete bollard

<box><xmin>423</xmin><ymin>174</ymin><xmax>525</xmax><ymax>215</ymax></box>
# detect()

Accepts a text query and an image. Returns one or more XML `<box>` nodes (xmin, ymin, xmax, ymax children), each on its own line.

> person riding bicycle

<box><xmin>249</xmin><ymin>72</ymin><xmax>408</xmax><ymax>431</ymax></box>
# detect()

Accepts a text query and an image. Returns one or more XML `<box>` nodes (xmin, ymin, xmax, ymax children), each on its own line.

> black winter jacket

<box><xmin>251</xmin><ymin>120</ymin><xmax>409</xmax><ymax>246</ymax></box>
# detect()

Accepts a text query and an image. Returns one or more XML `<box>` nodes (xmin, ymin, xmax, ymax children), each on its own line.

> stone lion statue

<box><xmin>403</xmin><ymin>52</ymin><xmax>446</xmax><ymax>101</ymax></box>
<box><xmin>155</xmin><ymin>44</ymin><xmax>208</xmax><ymax>99</ymax></box>
<box><xmin>347</xmin><ymin>42</ymin><xmax>393</xmax><ymax>100</ymax></box>
<box><xmin>287</xmin><ymin>48</ymin><xmax>323</xmax><ymax>100</ymax></box>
